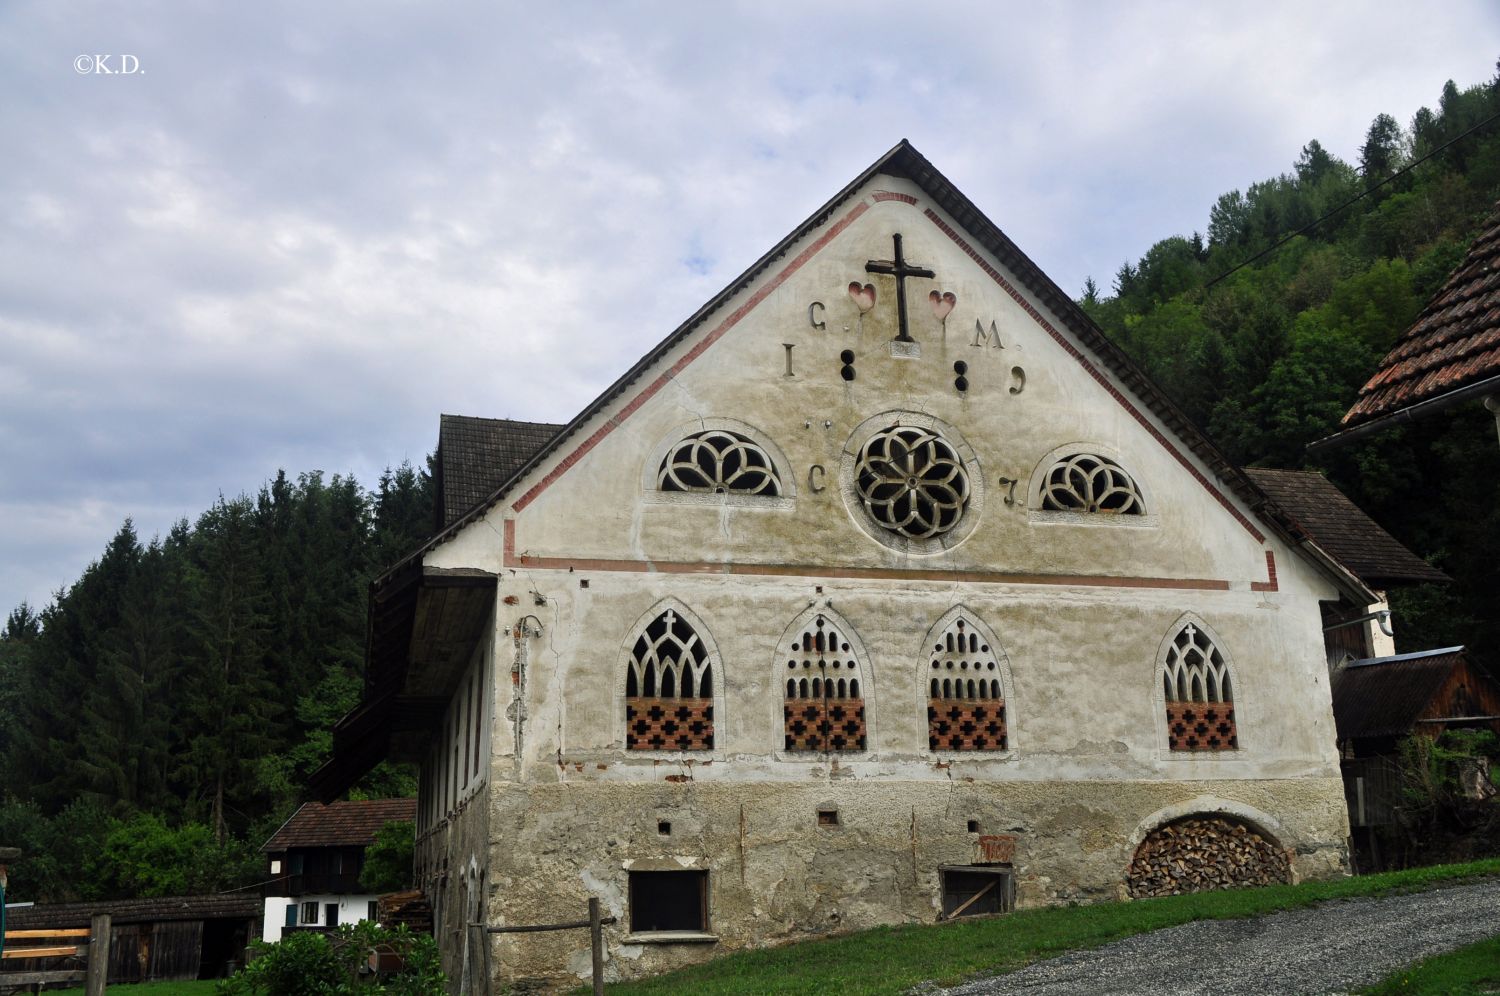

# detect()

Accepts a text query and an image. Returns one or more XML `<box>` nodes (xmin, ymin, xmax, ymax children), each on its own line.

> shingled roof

<box><xmin>1332</xmin><ymin>647</ymin><xmax>1467</xmax><ymax>741</ymax></box>
<box><xmin>261</xmin><ymin>798</ymin><xmax>416</xmax><ymax>852</ymax></box>
<box><xmin>436</xmin><ymin>415</ymin><xmax>562</xmax><ymax>527</ymax></box>
<box><xmin>1341</xmin><ymin>200</ymin><xmax>1500</xmax><ymax>429</ymax></box>
<box><xmin>1242</xmin><ymin>468</ymin><xmax>1448</xmax><ymax>587</ymax></box>
<box><xmin>6</xmin><ymin>894</ymin><xmax>261</xmax><ymax>929</ymax></box>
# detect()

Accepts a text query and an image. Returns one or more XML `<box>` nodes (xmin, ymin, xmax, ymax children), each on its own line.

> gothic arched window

<box><xmin>625</xmin><ymin>607</ymin><xmax>714</xmax><ymax>751</ymax></box>
<box><xmin>782</xmin><ymin>612</ymin><xmax>866</xmax><ymax>752</ymax></box>
<box><xmin>1162</xmin><ymin>621</ymin><xmax>1237</xmax><ymax>751</ymax></box>
<box><xmin>657</xmin><ymin>430</ymin><xmax>783</xmax><ymax>496</ymax></box>
<box><xmin>926</xmin><ymin>615</ymin><xmax>1006</xmax><ymax>751</ymax></box>
<box><xmin>1039</xmin><ymin>453</ymin><xmax>1145</xmax><ymax>515</ymax></box>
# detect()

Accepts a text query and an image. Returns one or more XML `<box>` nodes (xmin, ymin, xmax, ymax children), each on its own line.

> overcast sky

<box><xmin>2</xmin><ymin>2</ymin><xmax>1497</xmax><ymax>617</ymax></box>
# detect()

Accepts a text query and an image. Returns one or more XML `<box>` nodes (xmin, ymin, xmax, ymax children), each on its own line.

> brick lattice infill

<box><xmin>927</xmin><ymin>700</ymin><xmax>1007</xmax><ymax>751</ymax></box>
<box><xmin>625</xmin><ymin>698</ymin><xmax>714</xmax><ymax>751</ymax></box>
<box><xmin>783</xmin><ymin>699</ymin><xmax>867</xmax><ymax>751</ymax></box>
<box><xmin>1165</xmin><ymin>701</ymin><xmax>1237</xmax><ymax>751</ymax></box>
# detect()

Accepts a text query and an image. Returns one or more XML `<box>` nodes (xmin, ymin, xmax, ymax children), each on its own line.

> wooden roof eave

<box><xmin>1294</xmin><ymin>537</ymin><xmax>1380</xmax><ymax>608</ymax></box>
<box><xmin>312</xmin><ymin>565</ymin><xmax>497</xmax><ymax>801</ymax></box>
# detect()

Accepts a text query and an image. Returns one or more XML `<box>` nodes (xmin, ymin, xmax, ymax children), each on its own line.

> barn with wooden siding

<box><xmin>5</xmin><ymin>894</ymin><xmax>260</xmax><ymax>983</ymax></box>
<box><xmin>1331</xmin><ymin>645</ymin><xmax>1500</xmax><ymax>866</ymax></box>
<box><xmin>1333</xmin><ymin>646</ymin><xmax>1500</xmax><ymax>753</ymax></box>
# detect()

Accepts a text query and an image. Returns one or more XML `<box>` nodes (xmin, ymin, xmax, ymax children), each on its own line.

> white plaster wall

<box><xmin>417</xmin><ymin>171</ymin><xmax>1353</xmax><ymax>985</ymax></box>
<box><xmin>260</xmin><ymin>894</ymin><xmax>382</xmax><ymax>944</ymax></box>
<box><xmin>433</xmin><ymin>175</ymin><xmax>1330</xmax><ymax>602</ymax></box>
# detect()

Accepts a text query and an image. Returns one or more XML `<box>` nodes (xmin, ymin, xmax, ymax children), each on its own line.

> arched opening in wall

<box><xmin>1126</xmin><ymin>815</ymin><xmax>1290</xmax><ymax>897</ymax></box>
<box><xmin>926</xmin><ymin>613</ymin><xmax>1007</xmax><ymax>751</ymax></box>
<box><xmin>1161</xmin><ymin>620</ymin><xmax>1238</xmax><ymax>751</ymax></box>
<box><xmin>625</xmin><ymin>605</ymin><xmax>715</xmax><ymax>750</ymax></box>
<box><xmin>782</xmin><ymin>611</ymin><xmax>867</xmax><ymax>752</ymax></box>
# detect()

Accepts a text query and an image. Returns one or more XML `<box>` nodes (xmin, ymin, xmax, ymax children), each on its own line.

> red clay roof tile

<box><xmin>1344</xmin><ymin>203</ymin><xmax>1500</xmax><ymax>426</ymax></box>
<box><xmin>261</xmin><ymin>798</ymin><xmax>416</xmax><ymax>852</ymax></box>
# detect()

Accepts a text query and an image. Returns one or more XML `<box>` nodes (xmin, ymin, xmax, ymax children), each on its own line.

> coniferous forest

<box><xmin>0</xmin><ymin>465</ymin><xmax>432</xmax><ymax>902</ymax></box>
<box><xmin>3</xmin><ymin>66</ymin><xmax>1500</xmax><ymax>902</ymax></box>
<box><xmin>1081</xmin><ymin>64</ymin><xmax>1500</xmax><ymax>663</ymax></box>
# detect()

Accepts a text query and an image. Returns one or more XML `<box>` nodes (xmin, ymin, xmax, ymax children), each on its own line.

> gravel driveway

<box><xmin>932</xmin><ymin>878</ymin><xmax>1500</xmax><ymax>996</ymax></box>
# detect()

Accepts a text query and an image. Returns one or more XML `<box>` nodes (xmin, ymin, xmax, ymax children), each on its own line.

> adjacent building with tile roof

<box><xmin>1241</xmin><ymin>468</ymin><xmax>1447</xmax><ymax>589</ymax></box>
<box><xmin>1244</xmin><ymin>466</ymin><xmax>1448</xmax><ymax>665</ymax></box>
<box><xmin>259</xmin><ymin>799</ymin><xmax>415</xmax><ymax>944</ymax></box>
<box><xmin>315</xmin><ymin>142</ymin><xmax>1392</xmax><ymax>988</ymax></box>
<box><xmin>435</xmin><ymin>416</ymin><xmax>562</xmax><ymax>530</ymax></box>
<box><xmin>1315</xmin><ymin>199</ymin><xmax>1500</xmax><ymax>451</ymax></box>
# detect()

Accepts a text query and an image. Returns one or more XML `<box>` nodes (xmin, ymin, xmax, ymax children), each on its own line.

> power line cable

<box><xmin>1203</xmin><ymin>106</ymin><xmax>1500</xmax><ymax>289</ymax></box>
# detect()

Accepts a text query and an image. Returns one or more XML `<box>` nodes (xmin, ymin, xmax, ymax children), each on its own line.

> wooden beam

<box><xmin>0</xmin><ymin>970</ymin><xmax>85</xmax><ymax>984</ymax></box>
<box><xmin>3</xmin><ymin>929</ymin><xmax>91</xmax><ymax>939</ymax></box>
<box><xmin>1</xmin><ymin>945</ymin><xmax>84</xmax><ymax>958</ymax></box>
<box><xmin>86</xmin><ymin>913</ymin><xmax>109</xmax><ymax>996</ymax></box>
<box><xmin>941</xmin><ymin>880</ymin><xmax>996</xmax><ymax>921</ymax></box>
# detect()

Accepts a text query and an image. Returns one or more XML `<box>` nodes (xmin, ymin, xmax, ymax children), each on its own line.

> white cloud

<box><xmin>1</xmin><ymin>0</ymin><xmax>1497</xmax><ymax>613</ymax></box>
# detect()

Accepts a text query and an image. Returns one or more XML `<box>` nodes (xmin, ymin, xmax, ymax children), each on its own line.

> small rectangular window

<box><xmin>325</xmin><ymin>903</ymin><xmax>340</xmax><ymax>927</ymax></box>
<box><xmin>629</xmin><ymin>870</ymin><xmax>708</xmax><ymax>933</ymax></box>
<box><xmin>284</xmin><ymin>904</ymin><xmax>298</xmax><ymax>927</ymax></box>
<box><xmin>940</xmin><ymin>868</ymin><xmax>1014</xmax><ymax>919</ymax></box>
<box><xmin>301</xmin><ymin>901</ymin><xmax>318</xmax><ymax>925</ymax></box>
<box><xmin>368</xmin><ymin>900</ymin><xmax>380</xmax><ymax>923</ymax></box>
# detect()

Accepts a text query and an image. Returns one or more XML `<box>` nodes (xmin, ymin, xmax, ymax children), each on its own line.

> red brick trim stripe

<box><xmin>922</xmin><ymin>209</ymin><xmax>1266</xmax><ymax>545</ymax></box>
<box><xmin>499</xmin><ymin>538</ymin><xmax>1228</xmax><ymax>591</ymax></box>
<box><xmin>503</xmin><ymin>519</ymin><xmax>1242</xmax><ymax>591</ymax></box>
<box><xmin>873</xmin><ymin>191</ymin><xmax>918</xmax><ymax>204</ymax></box>
<box><xmin>1250</xmin><ymin>551</ymin><xmax>1279</xmax><ymax>592</ymax></box>
<box><xmin>511</xmin><ymin>199</ymin><xmax>874</xmax><ymax>513</ymax></box>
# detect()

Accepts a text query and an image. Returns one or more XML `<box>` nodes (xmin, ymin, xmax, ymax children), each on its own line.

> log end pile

<box><xmin>377</xmin><ymin>890</ymin><xmax>434</xmax><ymax>934</ymax></box>
<box><xmin>1126</xmin><ymin>816</ymin><xmax>1290</xmax><ymax>898</ymax></box>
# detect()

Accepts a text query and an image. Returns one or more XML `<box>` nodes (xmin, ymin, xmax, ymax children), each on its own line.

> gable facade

<box><xmin>335</xmin><ymin>145</ymin><xmax>1363</xmax><ymax>989</ymax></box>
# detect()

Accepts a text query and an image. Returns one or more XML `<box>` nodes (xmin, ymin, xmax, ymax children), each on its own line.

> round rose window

<box><xmin>854</xmin><ymin>426</ymin><xmax>971</xmax><ymax>539</ymax></box>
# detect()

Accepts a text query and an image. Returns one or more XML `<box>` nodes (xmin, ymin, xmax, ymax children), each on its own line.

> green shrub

<box><xmin>216</xmin><ymin>922</ymin><xmax>444</xmax><ymax>995</ymax></box>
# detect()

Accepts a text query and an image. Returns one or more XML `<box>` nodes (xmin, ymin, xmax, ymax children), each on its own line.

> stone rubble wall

<box><xmin>478</xmin><ymin>777</ymin><xmax>1348</xmax><ymax>988</ymax></box>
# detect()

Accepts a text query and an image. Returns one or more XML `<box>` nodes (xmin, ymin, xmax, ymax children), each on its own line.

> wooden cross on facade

<box><xmin>865</xmin><ymin>233</ymin><xmax>934</xmax><ymax>343</ymax></box>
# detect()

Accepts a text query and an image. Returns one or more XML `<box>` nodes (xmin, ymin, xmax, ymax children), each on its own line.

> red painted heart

<box><xmin>848</xmin><ymin>282</ymin><xmax>876</xmax><ymax>313</ymax></box>
<box><xmin>929</xmin><ymin>290</ymin><xmax>956</xmax><ymax>320</ymax></box>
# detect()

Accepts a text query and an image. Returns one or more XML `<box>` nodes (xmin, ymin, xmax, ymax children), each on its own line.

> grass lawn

<box><xmin>596</xmin><ymin>858</ymin><xmax>1500</xmax><ymax>995</ymax></box>
<box><xmin>1358</xmin><ymin>933</ymin><xmax>1500</xmax><ymax>994</ymax></box>
<box><xmin>57</xmin><ymin>982</ymin><xmax>219</xmax><ymax>995</ymax></box>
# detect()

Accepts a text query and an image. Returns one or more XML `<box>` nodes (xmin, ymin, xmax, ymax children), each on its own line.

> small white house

<box><xmin>259</xmin><ymin>798</ymin><xmax>415</xmax><ymax>944</ymax></box>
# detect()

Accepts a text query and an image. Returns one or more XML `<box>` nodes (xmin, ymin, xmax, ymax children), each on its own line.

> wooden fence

<box><xmin>477</xmin><ymin>898</ymin><xmax>616</xmax><ymax>996</ymax></box>
<box><xmin>0</xmin><ymin>913</ymin><xmax>110</xmax><ymax>995</ymax></box>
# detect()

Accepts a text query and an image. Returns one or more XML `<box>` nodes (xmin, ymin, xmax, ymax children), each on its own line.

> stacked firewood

<box><xmin>378</xmin><ymin>890</ymin><xmax>434</xmax><ymax>934</ymax></box>
<box><xmin>1126</xmin><ymin>817</ymin><xmax>1290</xmax><ymax>898</ymax></box>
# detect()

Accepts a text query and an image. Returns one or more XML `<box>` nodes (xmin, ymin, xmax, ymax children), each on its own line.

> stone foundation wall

<box><xmin>416</xmin><ymin>785</ymin><xmax>490</xmax><ymax>992</ymax></box>
<box><xmin>477</xmin><ymin>776</ymin><xmax>1349</xmax><ymax>988</ymax></box>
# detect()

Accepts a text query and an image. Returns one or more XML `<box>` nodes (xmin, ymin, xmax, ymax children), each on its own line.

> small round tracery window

<box><xmin>855</xmin><ymin>426</ymin><xmax>971</xmax><ymax>538</ymax></box>
<box><xmin>1040</xmin><ymin>454</ymin><xmax>1144</xmax><ymax>514</ymax></box>
<box><xmin>657</xmin><ymin>430</ymin><xmax>782</xmax><ymax>496</ymax></box>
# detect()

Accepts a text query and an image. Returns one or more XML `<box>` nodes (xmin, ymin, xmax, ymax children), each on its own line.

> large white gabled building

<box><xmin>315</xmin><ymin>142</ymin><xmax>1371</xmax><ymax>991</ymax></box>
